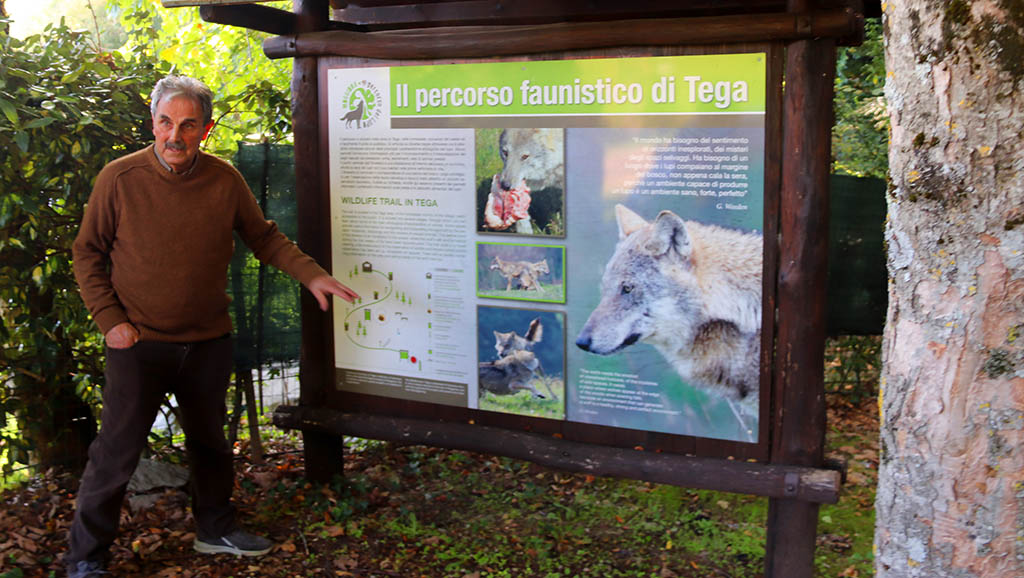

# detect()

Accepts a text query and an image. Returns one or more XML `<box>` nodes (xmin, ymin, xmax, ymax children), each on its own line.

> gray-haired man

<box><xmin>65</xmin><ymin>75</ymin><xmax>357</xmax><ymax>577</ymax></box>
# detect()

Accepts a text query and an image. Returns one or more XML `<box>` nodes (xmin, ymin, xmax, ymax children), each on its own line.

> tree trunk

<box><xmin>877</xmin><ymin>3</ymin><xmax>1024</xmax><ymax>577</ymax></box>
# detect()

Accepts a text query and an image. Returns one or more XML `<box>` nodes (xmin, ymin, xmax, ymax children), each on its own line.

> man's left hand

<box><xmin>306</xmin><ymin>275</ymin><xmax>360</xmax><ymax>311</ymax></box>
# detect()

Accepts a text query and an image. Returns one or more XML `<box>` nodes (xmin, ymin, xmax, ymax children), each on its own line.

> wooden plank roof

<box><xmin>197</xmin><ymin>1</ymin><xmax>879</xmax><ymax>36</ymax></box>
<box><xmin>195</xmin><ymin>1</ymin><xmax>878</xmax><ymax>59</ymax></box>
<box><xmin>328</xmin><ymin>1</ymin><xmax>880</xmax><ymax>31</ymax></box>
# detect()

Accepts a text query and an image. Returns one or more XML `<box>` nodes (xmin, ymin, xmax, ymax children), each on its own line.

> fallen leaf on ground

<box><xmin>847</xmin><ymin>471</ymin><xmax>869</xmax><ymax>485</ymax></box>
<box><xmin>334</xmin><ymin>555</ymin><xmax>358</xmax><ymax>569</ymax></box>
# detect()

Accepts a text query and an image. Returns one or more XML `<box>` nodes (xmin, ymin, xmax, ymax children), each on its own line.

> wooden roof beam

<box><xmin>332</xmin><ymin>0</ymin><xmax>785</xmax><ymax>30</ymax></box>
<box><xmin>200</xmin><ymin>4</ymin><xmax>298</xmax><ymax>35</ymax></box>
<box><xmin>263</xmin><ymin>8</ymin><xmax>863</xmax><ymax>60</ymax></box>
<box><xmin>199</xmin><ymin>3</ymin><xmax>367</xmax><ymax>35</ymax></box>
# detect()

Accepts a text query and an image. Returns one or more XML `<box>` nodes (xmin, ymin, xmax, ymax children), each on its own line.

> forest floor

<box><xmin>0</xmin><ymin>394</ymin><xmax>878</xmax><ymax>578</ymax></box>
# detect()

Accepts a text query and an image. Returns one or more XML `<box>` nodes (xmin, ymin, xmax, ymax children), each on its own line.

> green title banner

<box><xmin>390</xmin><ymin>53</ymin><xmax>766</xmax><ymax>117</ymax></box>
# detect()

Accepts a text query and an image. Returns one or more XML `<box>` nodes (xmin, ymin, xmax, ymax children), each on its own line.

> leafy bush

<box><xmin>833</xmin><ymin>18</ymin><xmax>888</xmax><ymax>178</ymax></box>
<box><xmin>824</xmin><ymin>335</ymin><xmax>882</xmax><ymax>404</ymax></box>
<box><xmin>0</xmin><ymin>19</ymin><xmax>167</xmax><ymax>472</ymax></box>
<box><xmin>110</xmin><ymin>0</ymin><xmax>293</xmax><ymax>158</ymax></box>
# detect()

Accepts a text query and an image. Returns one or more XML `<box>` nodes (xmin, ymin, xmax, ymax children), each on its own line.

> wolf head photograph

<box><xmin>494</xmin><ymin>317</ymin><xmax>543</xmax><ymax>358</ymax></box>
<box><xmin>497</xmin><ymin>128</ymin><xmax>564</xmax><ymax>192</ymax></box>
<box><xmin>575</xmin><ymin>204</ymin><xmax>763</xmax><ymax>423</ymax></box>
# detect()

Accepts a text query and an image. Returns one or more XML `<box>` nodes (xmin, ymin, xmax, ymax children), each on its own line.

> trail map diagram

<box><xmin>337</xmin><ymin>260</ymin><xmax>430</xmax><ymax>374</ymax></box>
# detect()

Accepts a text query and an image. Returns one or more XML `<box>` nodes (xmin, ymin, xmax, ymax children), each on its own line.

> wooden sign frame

<box><xmin>250</xmin><ymin>2</ymin><xmax>850</xmax><ymax>576</ymax></box>
<box><xmin>306</xmin><ymin>45</ymin><xmax>781</xmax><ymax>464</ymax></box>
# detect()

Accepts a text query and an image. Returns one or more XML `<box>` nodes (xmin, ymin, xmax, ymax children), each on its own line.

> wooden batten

<box><xmin>263</xmin><ymin>9</ymin><xmax>860</xmax><ymax>59</ymax></box>
<box><xmin>200</xmin><ymin>4</ymin><xmax>299</xmax><ymax>36</ymax></box>
<box><xmin>274</xmin><ymin>406</ymin><xmax>842</xmax><ymax>504</ymax></box>
<box><xmin>200</xmin><ymin>3</ymin><xmax>370</xmax><ymax>35</ymax></box>
<box><xmin>332</xmin><ymin>0</ymin><xmax>785</xmax><ymax>29</ymax></box>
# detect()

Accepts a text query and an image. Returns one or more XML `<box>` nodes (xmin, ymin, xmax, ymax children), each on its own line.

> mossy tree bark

<box><xmin>877</xmin><ymin>2</ymin><xmax>1024</xmax><ymax>576</ymax></box>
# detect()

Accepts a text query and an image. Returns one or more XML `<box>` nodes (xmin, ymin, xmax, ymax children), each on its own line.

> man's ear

<box><xmin>202</xmin><ymin>121</ymin><xmax>215</xmax><ymax>140</ymax></box>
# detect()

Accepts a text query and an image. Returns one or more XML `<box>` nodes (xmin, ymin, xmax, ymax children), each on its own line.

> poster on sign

<box><xmin>326</xmin><ymin>53</ymin><xmax>767</xmax><ymax>443</ymax></box>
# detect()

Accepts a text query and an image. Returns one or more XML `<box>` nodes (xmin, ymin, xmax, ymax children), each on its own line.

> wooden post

<box><xmin>292</xmin><ymin>0</ymin><xmax>341</xmax><ymax>482</ymax></box>
<box><xmin>764</xmin><ymin>9</ymin><xmax>836</xmax><ymax>578</ymax></box>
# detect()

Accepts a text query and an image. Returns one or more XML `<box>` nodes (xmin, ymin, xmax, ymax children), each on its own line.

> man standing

<box><xmin>65</xmin><ymin>75</ymin><xmax>358</xmax><ymax>577</ymax></box>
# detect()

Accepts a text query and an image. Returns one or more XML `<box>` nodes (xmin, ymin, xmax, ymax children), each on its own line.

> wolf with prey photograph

<box><xmin>476</xmin><ymin>128</ymin><xmax>566</xmax><ymax>236</ymax></box>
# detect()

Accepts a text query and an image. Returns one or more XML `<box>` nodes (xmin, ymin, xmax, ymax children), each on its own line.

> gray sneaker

<box><xmin>66</xmin><ymin>560</ymin><xmax>109</xmax><ymax>577</ymax></box>
<box><xmin>194</xmin><ymin>529</ymin><xmax>273</xmax><ymax>556</ymax></box>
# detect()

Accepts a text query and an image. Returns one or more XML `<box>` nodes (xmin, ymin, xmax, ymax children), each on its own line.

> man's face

<box><xmin>152</xmin><ymin>95</ymin><xmax>213</xmax><ymax>173</ymax></box>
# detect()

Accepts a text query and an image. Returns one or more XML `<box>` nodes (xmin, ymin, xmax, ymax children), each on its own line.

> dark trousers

<box><xmin>66</xmin><ymin>335</ymin><xmax>237</xmax><ymax>565</ymax></box>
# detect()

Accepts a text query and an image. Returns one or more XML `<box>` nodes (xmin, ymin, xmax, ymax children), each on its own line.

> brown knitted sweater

<box><xmin>73</xmin><ymin>145</ymin><xmax>327</xmax><ymax>342</ymax></box>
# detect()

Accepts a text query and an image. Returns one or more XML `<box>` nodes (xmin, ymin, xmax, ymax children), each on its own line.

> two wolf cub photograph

<box><xmin>475</xmin><ymin>126</ymin><xmax>764</xmax><ymax>443</ymax></box>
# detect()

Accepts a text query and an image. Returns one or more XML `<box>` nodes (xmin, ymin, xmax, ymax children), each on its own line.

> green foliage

<box><xmin>370</xmin><ymin>453</ymin><xmax>683</xmax><ymax>576</ymax></box>
<box><xmin>229</xmin><ymin>144</ymin><xmax>303</xmax><ymax>368</ymax></box>
<box><xmin>536</xmin><ymin>210</ymin><xmax>564</xmax><ymax>236</ymax></box>
<box><xmin>257</xmin><ymin>443</ymin><xmax>878</xmax><ymax>577</ymax></box>
<box><xmin>105</xmin><ymin>3</ymin><xmax>302</xmax><ymax>415</ymax></box>
<box><xmin>475</xmin><ymin>127</ymin><xmax>504</xmax><ymax>179</ymax></box>
<box><xmin>109</xmin><ymin>0</ymin><xmax>292</xmax><ymax>157</ymax></box>
<box><xmin>476</xmin><ymin>283</ymin><xmax>565</xmax><ymax>303</ymax></box>
<box><xmin>1</xmin><ymin>0</ymin><xmax>299</xmax><ymax>469</ymax></box>
<box><xmin>833</xmin><ymin>18</ymin><xmax>888</xmax><ymax>178</ymax></box>
<box><xmin>479</xmin><ymin>377</ymin><xmax>566</xmax><ymax>419</ymax></box>
<box><xmin>8</xmin><ymin>0</ymin><xmax>127</xmax><ymax>50</ymax></box>
<box><xmin>824</xmin><ymin>335</ymin><xmax>882</xmax><ymax>404</ymax></box>
<box><xmin>828</xmin><ymin>20</ymin><xmax>887</xmax><ymax>407</ymax></box>
<box><xmin>0</xmin><ymin>19</ymin><xmax>167</xmax><ymax>470</ymax></box>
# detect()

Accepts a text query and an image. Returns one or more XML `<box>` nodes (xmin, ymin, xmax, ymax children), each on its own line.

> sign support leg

<box><xmin>293</xmin><ymin>0</ymin><xmax>343</xmax><ymax>482</ymax></box>
<box><xmin>765</xmin><ymin>20</ymin><xmax>836</xmax><ymax>578</ymax></box>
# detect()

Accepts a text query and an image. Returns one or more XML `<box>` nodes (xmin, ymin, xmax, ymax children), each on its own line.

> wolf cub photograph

<box><xmin>477</xmin><ymin>307</ymin><xmax>566</xmax><ymax>419</ymax></box>
<box><xmin>476</xmin><ymin>242</ymin><xmax>565</xmax><ymax>303</ymax></box>
<box><xmin>475</xmin><ymin>128</ymin><xmax>566</xmax><ymax>237</ymax></box>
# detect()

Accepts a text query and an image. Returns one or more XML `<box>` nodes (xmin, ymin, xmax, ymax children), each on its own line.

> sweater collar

<box><xmin>152</xmin><ymin>144</ymin><xmax>200</xmax><ymax>176</ymax></box>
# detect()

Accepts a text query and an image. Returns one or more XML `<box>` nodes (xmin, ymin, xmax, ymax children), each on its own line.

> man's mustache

<box><xmin>165</xmin><ymin>140</ymin><xmax>186</xmax><ymax>151</ymax></box>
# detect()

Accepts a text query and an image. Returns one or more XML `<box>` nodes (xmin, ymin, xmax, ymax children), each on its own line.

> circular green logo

<box><xmin>341</xmin><ymin>80</ymin><xmax>382</xmax><ymax>129</ymax></box>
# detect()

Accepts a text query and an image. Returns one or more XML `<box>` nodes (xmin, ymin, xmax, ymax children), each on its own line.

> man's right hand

<box><xmin>106</xmin><ymin>322</ymin><xmax>140</xmax><ymax>349</ymax></box>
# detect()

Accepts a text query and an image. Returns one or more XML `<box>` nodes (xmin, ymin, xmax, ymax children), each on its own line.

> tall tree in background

<box><xmin>877</xmin><ymin>2</ymin><xmax>1023</xmax><ymax>576</ymax></box>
